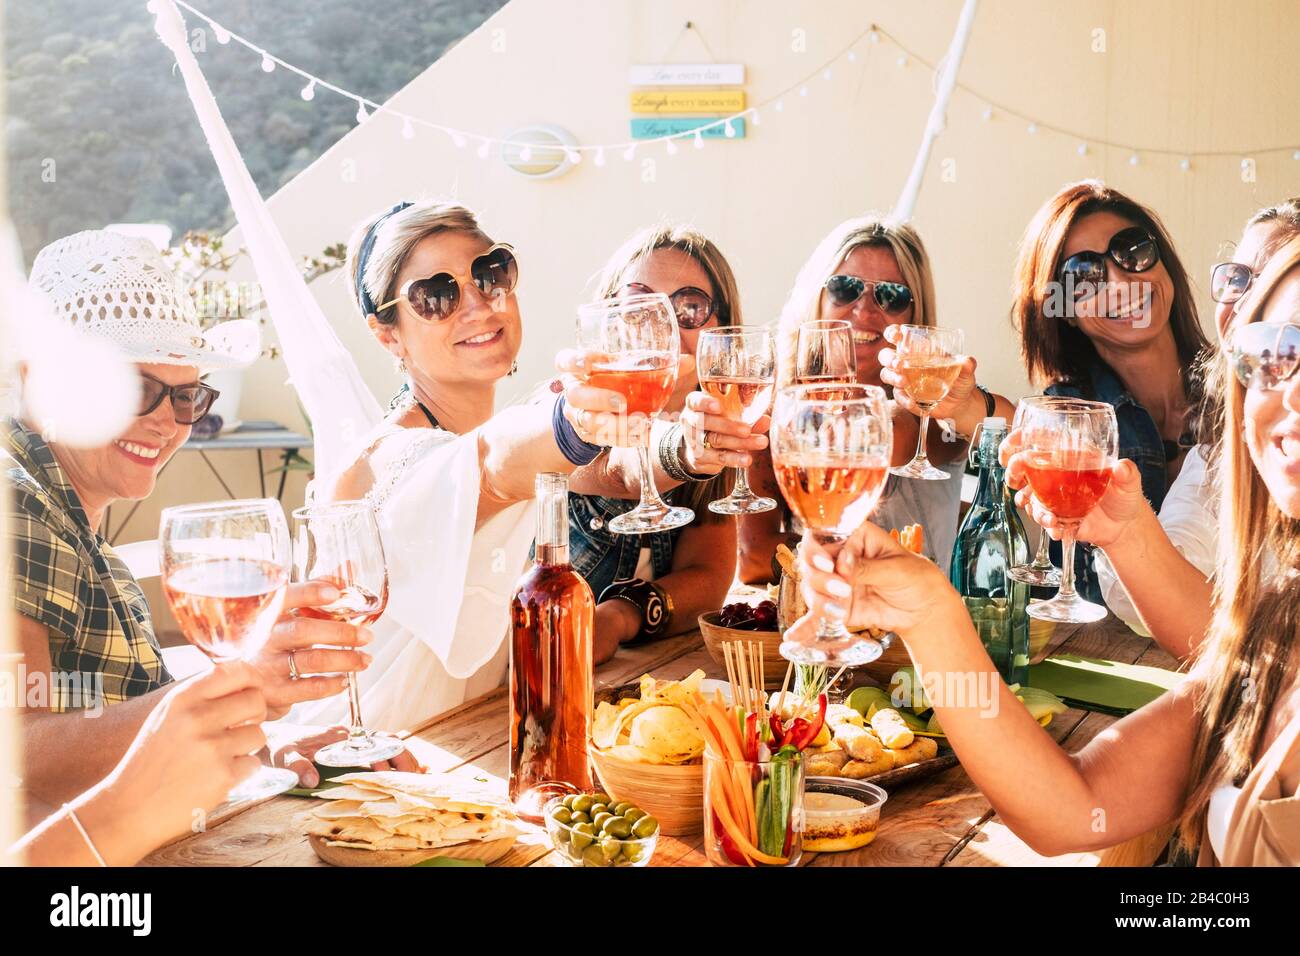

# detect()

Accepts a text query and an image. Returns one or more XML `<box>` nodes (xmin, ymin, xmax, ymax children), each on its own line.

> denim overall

<box><xmin>565</xmin><ymin>491</ymin><xmax>690</xmax><ymax>601</ymax></box>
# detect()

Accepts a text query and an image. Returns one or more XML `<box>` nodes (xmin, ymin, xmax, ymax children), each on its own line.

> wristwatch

<box><xmin>599</xmin><ymin>579</ymin><xmax>674</xmax><ymax>645</ymax></box>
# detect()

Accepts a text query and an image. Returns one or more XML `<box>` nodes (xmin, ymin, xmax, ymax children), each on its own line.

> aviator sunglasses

<box><xmin>823</xmin><ymin>275</ymin><xmax>914</xmax><ymax>314</ymax></box>
<box><xmin>1057</xmin><ymin>226</ymin><xmax>1161</xmax><ymax>300</ymax></box>
<box><xmin>1210</xmin><ymin>261</ymin><xmax>1259</xmax><ymax>306</ymax></box>
<box><xmin>375</xmin><ymin>243</ymin><xmax>520</xmax><ymax>321</ymax></box>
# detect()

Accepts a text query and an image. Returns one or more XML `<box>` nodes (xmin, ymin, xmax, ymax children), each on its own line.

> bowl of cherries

<box><xmin>698</xmin><ymin>599</ymin><xmax>785</xmax><ymax>688</ymax></box>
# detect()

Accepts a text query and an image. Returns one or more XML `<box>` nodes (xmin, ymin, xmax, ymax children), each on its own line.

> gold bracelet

<box><xmin>63</xmin><ymin>803</ymin><xmax>108</xmax><ymax>867</ymax></box>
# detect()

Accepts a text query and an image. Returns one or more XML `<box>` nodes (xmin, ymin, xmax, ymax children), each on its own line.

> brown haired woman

<box><xmin>559</xmin><ymin>224</ymin><xmax>768</xmax><ymax>662</ymax></box>
<box><xmin>1010</xmin><ymin>180</ymin><xmax>1213</xmax><ymax>605</ymax></box>
<box><xmin>787</xmin><ymin>234</ymin><xmax>1300</xmax><ymax>865</ymax></box>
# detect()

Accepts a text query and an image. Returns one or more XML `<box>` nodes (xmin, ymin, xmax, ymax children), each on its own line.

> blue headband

<box><xmin>356</xmin><ymin>200</ymin><xmax>414</xmax><ymax>317</ymax></box>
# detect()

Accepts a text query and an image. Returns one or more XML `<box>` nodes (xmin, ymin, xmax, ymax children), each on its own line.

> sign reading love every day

<box><xmin>628</xmin><ymin>63</ymin><xmax>748</xmax><ymax>141</ymax></box>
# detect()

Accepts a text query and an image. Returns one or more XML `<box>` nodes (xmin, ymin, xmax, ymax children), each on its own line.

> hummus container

<box><xmin>802</xmin><ymin>777</ymin><xmax>888</xmax><ymax>852</ymax></box>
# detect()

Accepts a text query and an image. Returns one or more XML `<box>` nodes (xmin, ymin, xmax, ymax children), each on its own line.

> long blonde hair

<box><xmin>776</xmin><ymin>214</ymin><xmax>936</xmax><ymax>387</ymax></box>
<box><xmin>590</xmin><ymin>223</ymin><xmax>741</xmax><ymax>520</ymax></box>
<box><xmin>1180</xmin><ymin>233</ymin><xmax>1300</xmax><ymax>850</ymax></box>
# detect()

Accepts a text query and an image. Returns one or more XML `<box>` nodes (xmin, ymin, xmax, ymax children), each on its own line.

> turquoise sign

<box><xmin>629</xmin><ymin>118</ymin><xmax>747</xmax><ymax>140</ymax></box>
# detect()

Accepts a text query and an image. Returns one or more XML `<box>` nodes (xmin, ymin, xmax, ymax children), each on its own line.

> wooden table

<box><xmin>143</xmin><ymin>614</ymin><xmax>1178</xmax><ymax>868</ymax></box>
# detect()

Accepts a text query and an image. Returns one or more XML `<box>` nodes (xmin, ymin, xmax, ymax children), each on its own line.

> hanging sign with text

<box><xmin>629</xmin><ymin>118</ymin><xmax>747</xmax><ymax>140</ymax></box>
<box><xmin>630</xmin><ymin>90</ymin><xmax>747</xmax><ymax>115</ymax></box>
<box><xmin>627</xmin><ymin>63</ymin><xmax>746</xmax><ymax>86</ymax></box>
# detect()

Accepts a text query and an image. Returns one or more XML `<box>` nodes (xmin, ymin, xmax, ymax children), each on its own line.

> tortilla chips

<box><xmin>294</xmin><ymin>772</ymin><xmax>522</xmax><ymax>852</ymax></box>
<box><xmin>591</xmin><ymin>669</ymin><xmax>707</xmax><ymax>765</ymax></box>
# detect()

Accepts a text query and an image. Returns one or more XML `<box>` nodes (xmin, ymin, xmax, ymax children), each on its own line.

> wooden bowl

<box><xmin>308</xmin><ymin>834</ymin><xmax>515</xmax><ymax>867</ymax></box>
<box><xmin>588</xmin><ymin>743</ymin><xmax>704</xmax><ymax>836</ymax></box>
<box><xmin>697</xmin><ymin>612</ymin><xmax>785</xmax><ymax>690</ymax></box>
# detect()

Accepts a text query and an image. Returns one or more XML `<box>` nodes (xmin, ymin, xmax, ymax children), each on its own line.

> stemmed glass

<box><xmin>1015</xmin><ymin>399</ymin><xmax>1118</xmax><ymax>624</ymax></box>
<box><xmin>291</xmin><ymin>500</ymin><xmax>400</xmax><ymax>767</ymax></box>
<box><xmin>160</xmin><ymin>499</ymin><xmax>299</xmax><ymax>803</ymax></box>
<box><xmin>697</xmin><ymin>327</ymin><xmax>777</xmax><ymax>514</ymax></box>
<box><xmin>889</xmin><ymin>325</ymin><xmax>965</xmax><ymax>480</ymax></box>
<box><xmin>1008</xmin><ymin>396</ymin><xmax>1063</xmax><ymax>586</ymax></box>
<box><xmin>577</xmin><ymin>292</ymin><xmax>693</xmax><ymax>534</ymax></box>
<box><xmin>795</xmin><ymin>319</ymin><xmax>857</xmax><ymax>385</ymax></box>
<box><xmin>770</xmin><ymin>383</ymin><xmax>893</xmax><ymax>665</ymax></box>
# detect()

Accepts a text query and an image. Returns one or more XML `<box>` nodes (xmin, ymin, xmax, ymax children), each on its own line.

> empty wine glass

<box><xmin>770</xmin><ymin>383</ymin><xmax>892</xmax><ymax>665</ymax></box>
<box><xmin>697</xmin><ymin>326</ymin><xmax>777</xmax><ymax>514</ymax></box>
<box><xmin>889</xmin><ymin>325</ymin><xmax>964</xmax><ymax>480</ymax></box>
<box><xmin>577</xmin><ymin>293</ymin><xmax>693</xmax><ymax>534</ymax></box>
<box><xmin>292</xmin><ymin>500</ymin><xmax>401</xmax><ymax>767</ymax></box>
<box><xmin>1008</xmin><ymin>397</ymin><xmax>1063</xmax><ymax>587</ymax></box>
<box><xmin>160</xmin><ymin>499</ymin><xmax>299</xmax><ymax>803</ymax></box>
<box><xmin>1015</xmin><ymin>399</ymin><xmax>1118</xmax><ymax>624</ymax></box>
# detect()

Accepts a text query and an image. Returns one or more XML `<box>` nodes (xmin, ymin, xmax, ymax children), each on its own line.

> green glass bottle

<box><xmin>949</xmin><ymin>418</ymin><xmax>1031</xmax><ymax>685</ymax></box>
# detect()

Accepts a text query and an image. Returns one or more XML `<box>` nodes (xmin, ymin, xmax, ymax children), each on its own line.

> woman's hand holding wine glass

<box><xmin>879</xmin><ymin>324</ymin><xmax>978</xmax><ymax>423</ymax></box>
<box><xmin>1001</xmin><ymin>428</ymin><xmax>1147</xmax><ymax>550</ymax></box>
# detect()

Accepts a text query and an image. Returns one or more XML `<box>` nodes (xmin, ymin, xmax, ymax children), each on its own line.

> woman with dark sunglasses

<box><xmin>739</xmin><ymin>215</ymin><xmax>1013</xmax><ymax>585</ymax></box>
<box><xmin>6</xmin><ymin>230</ymin><xmax>393</xmax><ymax>813</ymax></box>
<box><xmin>1011</xmin><ymin>180</ymin><xmax>1213</xmax><ymax>608</ymax></box>
<box><xmin>1069</xmin><ymin>199</ymin><xmax>1300</xmax><ymax>659</ymax></box>
<box><xmin>785</xmin><ymin>235</ymin><xmax>1300</xmax><ymax>866</ymax></box>
<box><xmin>551</xmin><ymin>224</ymin><xmax>769</xmax><ymax>663</ymax></box>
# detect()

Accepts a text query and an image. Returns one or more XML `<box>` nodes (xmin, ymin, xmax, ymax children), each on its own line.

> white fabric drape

<box><xmin>152</xmin><ymin>0</ymin><xmax>381</xmax><ymax>475</ymax></box>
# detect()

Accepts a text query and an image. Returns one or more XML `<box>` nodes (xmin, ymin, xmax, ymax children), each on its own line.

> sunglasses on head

<box><xmin>1210</xmin><ymin>261</ymin><xmax>1259</xmax><ymax>305</ymax></box>
<box><xmin>622</xmin><ymin>282</ymin><xmax>716</xmax><ymax>329</ymax></box>
<box><xmin>1058</xmin><ymin>226</ymin><xmax>1160</xmax><ymax>299</ymax></box>
<box><xmin>823</xmin><ymin>275</ymin><xmax>914</xmax><ymax>314</ymax></box>
<box><xmin>1223</xmin><ymin>320</ymin><xmax>1300</xmax><ymax>391</ymax></box>
<box><xmin>139</xmin><ymin>373</ymin><xmax>219</xmax><ymax>425</ymax></box>
<box><xmin>375</xmin><ymin>243</ymin><xmax>519</xmax><ymax>322</ymax></box>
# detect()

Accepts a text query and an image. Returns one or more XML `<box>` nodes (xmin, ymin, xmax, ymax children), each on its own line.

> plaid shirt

<box><xmin>3</xmin><ymin>418</ymin><xmax>171</xmax><ymax>710</ymax></box>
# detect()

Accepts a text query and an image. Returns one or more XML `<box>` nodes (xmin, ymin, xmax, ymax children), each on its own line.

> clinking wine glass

<box><xmin>291</xmin><ymin>500</ymin><xmax>401</xmax><ymax>767</ymax></box>
<box><xmin>889</xmin><ymin>325</ymin><xmax>965</xmax><ymax>481</ymax></box>
<box><xmin>697</xmin><ymin>326</ymin><xmax>777</xmax><ymax>515</ymax></box>
<box><xmin>795</xmin><ymin>319</ymin><xmax>857</xmax><ymax>385</ymax></box>
<box><xmin>160</xmin><ymin>498</ymin><xmax>299</xmax><ymax>803</ymax></box>
<box><xmin>1007</xmin><ymin>396</ymin><xmax>1063</xmax><ymax>587</ymax></box>
<box><xmin>1017</xmin><ymin>398</ymin><xmax>1118</xmax><ymax>624</ymax></box>
<box><xmin>771</xmin><ymin>383</ymin><xmax>893</xmax><ymax>665</ymax></box>
<box><xmin>577</xmin><ymin>292</ymin><xmax>694</xmax><ymax>534</ymax></box>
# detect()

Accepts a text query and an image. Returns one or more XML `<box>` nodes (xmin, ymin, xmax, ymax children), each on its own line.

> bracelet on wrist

<box><xmin>599</xmin><ymin>579</ymin><xmax>674</xmax><ymax>645</ymax></box>
<box><xmin>657</xmin><ymin>422</ymin><xmax>711</xmax><ymax>482</ymax></box>
<box><xmin>552</xmin><ymin>395</ymin><xmax>604</xmax><ymax>466</ymax></box>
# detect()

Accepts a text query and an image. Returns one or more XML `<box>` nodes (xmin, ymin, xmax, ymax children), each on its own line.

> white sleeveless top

<box><xmin>1207</xmin><ymin>783</ymin><xmax>1243</xmax><ymax>864</ymax></box>
<box><xmin>289</xmin><ymin>424</ymin><xmax>534</xmax><ymax>734</ymax></box>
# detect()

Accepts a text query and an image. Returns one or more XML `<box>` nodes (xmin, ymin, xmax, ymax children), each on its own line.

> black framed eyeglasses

<box><xmin>823</xmin><ymin>275</ymin><xmax>914</xmax><ymax>314</ymax></box>
<box><xmin>139</xmin><ymin>373</ymin><xmax>219</xmax><ymax>425</ymax></box>
<box><xmin>1058</xmin><ymin>226</ymin><xmax>1161</xmax><ymax>300</ymax></box>
<box><xmin>375</xmin><ymin>243</ymin><xmax>519</xmax><ymax>322</ymax></box>
<box><xmin>1223</xmin><ymin>320</ymin><xmax>1300</xmax><ymax>391</ymax></box>
<box><xmin>622</xmin><ymin>282</ymin><xmax>716</xmax><ymax>329</ymax></box>
<box><xmin>1210</xmin><ymin>261</ymin><xmax>1258</xmax><ymax>305</ymax></box>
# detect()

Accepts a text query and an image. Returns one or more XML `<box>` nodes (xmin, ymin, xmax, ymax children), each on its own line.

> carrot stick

<box><xmin>710</xmin><ymin>781</ymin><xmax>787</xmax><ymax>866</ymax></box>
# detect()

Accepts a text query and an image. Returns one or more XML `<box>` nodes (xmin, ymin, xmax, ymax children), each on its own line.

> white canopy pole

<box><xmin>893</xmin><ymin>0</ymin><xmax>980</xmax><ymax>220</ymax></box>
<box><xmin>151</xmin><ymin>0</ymin><xmax>382</xmax><ymax>475</ymax></box>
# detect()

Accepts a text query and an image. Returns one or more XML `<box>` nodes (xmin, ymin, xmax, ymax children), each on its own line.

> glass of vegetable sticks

<box><xmin>703</xmin><ymin>750</ymin><xmax>805</xmax><ymax>867</ymax></box>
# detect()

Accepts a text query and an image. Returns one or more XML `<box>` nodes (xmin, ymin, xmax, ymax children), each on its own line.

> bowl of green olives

<box><xmin>544</xmin><ymin>792</ymin><xmax>660</xmax><ymax>867</ymax></box>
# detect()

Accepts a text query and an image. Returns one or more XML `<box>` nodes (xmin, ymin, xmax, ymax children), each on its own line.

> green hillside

<box><xmin>5</xmin><ymin>0</ymin><xmax>507</xmax><ymax>262</ymax></box>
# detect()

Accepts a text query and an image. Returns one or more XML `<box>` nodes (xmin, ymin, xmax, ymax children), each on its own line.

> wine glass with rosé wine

<box><xmin>889</xmin><ymin>324</ymin><xmax>965</xmax><ymax>480</ymax></box>
<box><xmin>697</xmin><ymin>326</ymin><xmax>778</xmax><ymax>514</ymax></box>
<box><xmin>795</xmin><ymin>319</ymin><xmax>857</xmax><ymax>386</ymax></box>
<box><xmin>1007</xmin><ymin>397</ymin><xmax>1063</xmax><ymax>587</ymax></box>
<box><xmin>291</xmin><ymin>500</ymin><xmax>400</xmax><ymax>768</ymax></box>
<box><xmin>1014</xmin><ymin>398</ymin><xmax>1119</xmax><ymax>624</ymax></box>
<box><xmin>160</xmin><ymin>499</ymin><xmax>298</xmax><ymax>803</ymax></box>
<box><xmin>577</xmin><ymin>292</ymin><xmax>693</xmax><ymax>534</ymax></box>
<box><xmin>771</xmin><ymin>383</ymin><xmax>893</xmax><ymax>666</ymax></box>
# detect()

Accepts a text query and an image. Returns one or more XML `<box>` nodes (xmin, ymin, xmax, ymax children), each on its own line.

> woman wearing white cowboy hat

<box><xmin>6</xmin><ymin>229</ymin><xmax>418</xmax><ymax>820</ymax></box>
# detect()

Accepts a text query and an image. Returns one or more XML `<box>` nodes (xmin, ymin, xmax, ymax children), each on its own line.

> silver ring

<box><xmin>287</xmin><ymin>651</ymin><xmax>300</xmax><ymax>681</ymax></box>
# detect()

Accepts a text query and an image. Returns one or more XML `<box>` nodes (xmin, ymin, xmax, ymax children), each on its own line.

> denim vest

<box><xmin>1044</xmin><ymin>359</ymin><xmax>1173</xmax><ymax>603</ymax></box>
<box><xmin>565</xmin><ymin>491</ymin><xmax>686</xmax><ymax>600</ymax></box>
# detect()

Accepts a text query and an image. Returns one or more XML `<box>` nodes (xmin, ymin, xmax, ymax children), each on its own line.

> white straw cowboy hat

<box><xmin>28</xmin><ymin>229</ymin><xmax>259</xmax><ymax>370</ymax></box>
